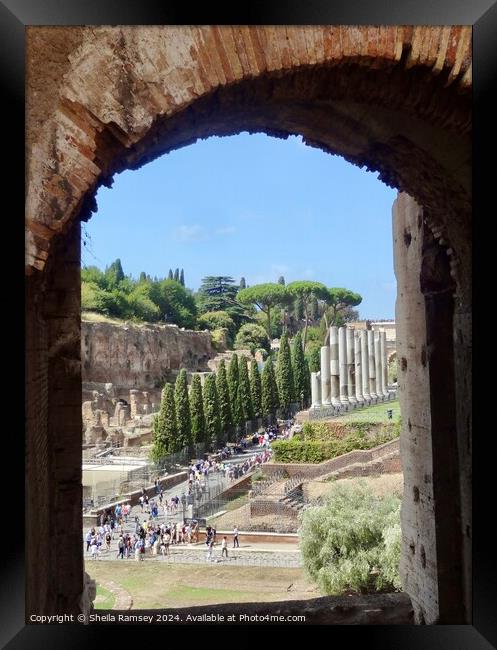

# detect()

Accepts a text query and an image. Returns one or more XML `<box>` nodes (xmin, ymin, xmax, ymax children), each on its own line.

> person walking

<box><xmin>206</xmin><ymin>536</ymin><xmax>214</xmax><ymax>562</ymax></box>
<box><xmin>233</xmin><ymin>526</ymin><xmax>239</xmax><ymax>548</ymax></box>
<box><xmin>221</xmin><ymin>536</ymin><xmax>228</xmax><ymax>559</ymax></box>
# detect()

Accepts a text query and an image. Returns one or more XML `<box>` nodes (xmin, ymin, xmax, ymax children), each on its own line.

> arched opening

<box><xmin>26</xmin><ymin>26</ymin><xmax>471</xmax><ymax>624</ymax></box>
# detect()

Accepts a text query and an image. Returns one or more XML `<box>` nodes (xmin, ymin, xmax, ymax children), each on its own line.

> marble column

<box><xmin>320</xmin><ymin>345</ymin><xmax>331</xmax><ymax>405</ymax></box>
<box><xmin>374</xmin><ymin>331</ymin><xmax>383</xmax><ymax>402</ymax></box>
<box><xmin>367</xmin><ymin>330</ymin><xmax>378</xmax><ymax>401</ymax></box>
<box><xmin>360</xmin><ymin>330</ymin><xmax>371</xmax><ymax>403</ymax></box>
<box><xmin>329</xmin><ymin>326</ymin><xmax>340</xmax><ymax>406</ymax></box>
<box><xmin>346</xmin><ymin>328</ymin><xmax>357</xmax><ymax>404</ymax></box>
<box><xmin>354</xmin><ymin>330</ymin><xmax>364</xmax><ymax>404</ymax></box>
<box><xmin>338</xmin><ymin>327</ymin><xmax>348</xmax><ymax>404</ymax></box>
<box><xmin>311</xmin><ymin>371</ymin><xmax>322</xmax><ymax>408</ymax></box>
<box><xmin>380</xmin><ymin>330</ymin><xmax>390</xmax><ymax>398</ymax></box>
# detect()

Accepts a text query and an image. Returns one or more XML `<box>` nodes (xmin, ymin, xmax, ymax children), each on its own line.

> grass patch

<box><xmin>332</xmin><ymin>400</ymin><xmax>400</xmax><ymax>423</ymax></box>
<box><xmin>94</xmin><ymin>584</ymin><xmax>116</xmax><ymax>610</ymax></box>
<box><xmin>85</xmin><ymin>561</ymin><xmax>315</xmax><ymax>609</ymax></box>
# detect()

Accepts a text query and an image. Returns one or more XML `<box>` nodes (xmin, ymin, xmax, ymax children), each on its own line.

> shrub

<box><xmin>235</xmin><ymin>323</ymin><xmax>271</xmax><ymax>352</ymax></box>
<box><xmin>299</xmin><ymin>481</ymin><xmax>402</xmax><ymax>595</ymax></box>
<box><xmin>198</xmin><ymin>311</ymin><xmax>236</xmax><ymax>338</ymax></box>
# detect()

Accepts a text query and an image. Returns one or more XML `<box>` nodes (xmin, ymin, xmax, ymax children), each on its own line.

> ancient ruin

<box><xmin>25</xmin><ymin>25</ymin><xmax>472</xmax><ymax>626</ymax></box>
<box><xmin>310</xmin><ymin>326</ymin><xmax>393</xmax><ymax>417</ymax></box>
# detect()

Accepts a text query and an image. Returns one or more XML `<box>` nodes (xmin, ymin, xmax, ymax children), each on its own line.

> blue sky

<box><xmin>83</xmin><ymin>132</ymin><xmax>397</xmax><ymax>319</ymax></box>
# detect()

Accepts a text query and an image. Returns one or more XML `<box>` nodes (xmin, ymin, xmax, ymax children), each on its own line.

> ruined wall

<box><xmin>81</xmin><ymin>320</ymin><xmax>214</xmax><ymax>389</ymax></box>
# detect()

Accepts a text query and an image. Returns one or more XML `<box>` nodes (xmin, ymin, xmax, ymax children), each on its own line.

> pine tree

<box><xmin>168</xmin><ymin>269</ymin><xmax>173</xmax><ymax>280</ymax></box>
<box><xmin>216</xmin><ymin>360</ymin><xmax>233</xmax><ymax>444</ymax></box>
<box><xmin>203</xmin><ymin>374</ymin><xmax>221</xmax><ymax>451</ymax></box>
<box><xmin>227</xmin><ymin>353</ymin><xmax>240</xmax><ymax>412</ymax></box>
<box><xmin>239</xmin><ymin>355</ymin><xmax>254</xmax><ymax>421</ymax></box>
<box><xmin>250</xmin><ymin>358</ymin><xmax>262</xmax><ymax>418</ymax></box>
<box><xmin>180</xmin><ymin>268</ymin><xmax>185</xmax><ymax>286</ymax></box>
<box><xmin>190</xmin><ymin>374</ymin><xmax>205</xmax><ymax>444</ymax></box>
<box><xmin>174</xmin><ymin>369</ymin><xmax>192</xmax><ymax>451</ymax></box>
<box><xmin>174</xmin><ymin>268</ymin><xmax>179</xmax><ymax>282</ymax></box>
<box><xmin>292</xmin><ymin>331</ymin><xmax>308</xmax><ymax>409</ymax></box>
<box><xmin>151</xmin><ymin>383</ymin><xmax>177</xmax><ymax>461</ymax></box>
<box><xmin>276</xmin><ymin>333</ymin><xmax>295</xmax><ymax>415</ymax></box>
<box><xmin>262</xmin><ymin>358</ymin><xmax>279</xmax><ymax>418</ymax></box>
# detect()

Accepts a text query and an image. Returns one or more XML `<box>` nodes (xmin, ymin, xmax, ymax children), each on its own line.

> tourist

<box><xmin>117</xmin><ymin>536</ymin><xmax>125</xmax><ymax>559</ymax></box>
<box><xmin>206</xmin><ymin>536</ymin><xmax>214</xmax><ymax>562</ymax></box>
<box><xmin>233</xmin><ymin>526</ymin><xmax>239</xmax><ymax>548</ymax></box>
<box><xmin>221</xmin><ymin>536</ymin><xmax>228</xmax><ymax>559</ymax></box>
<box><xmin>90</xmin><ymin>539</ymin><xmax>99</xmax><ymax>560</ymax></box>
<box><xmin>85</xmin><ymin>529</ymin><xmax>93</xmax><ymax>553</ymax></box>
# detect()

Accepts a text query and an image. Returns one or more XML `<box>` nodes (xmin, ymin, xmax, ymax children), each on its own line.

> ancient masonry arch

<box><xmin>26</xmin><ymin>26</ymin><xmax>471</xmax><ymax>623</ymax></box>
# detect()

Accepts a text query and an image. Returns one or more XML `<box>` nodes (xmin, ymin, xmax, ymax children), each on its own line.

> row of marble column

<box><xmin>310</xmin><ymin>327</ymin><xmax>390</xmax><ymax>409</ymax></box>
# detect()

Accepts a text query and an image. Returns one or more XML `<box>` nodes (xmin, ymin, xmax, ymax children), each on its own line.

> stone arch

<box><xmin>25</xmin><ymin>26</ymin><xmax>471</xmax><ymax>623</ymax></box>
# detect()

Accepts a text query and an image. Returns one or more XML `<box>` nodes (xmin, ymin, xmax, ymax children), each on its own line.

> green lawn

<box><xmin>94</xmin><ymin>584</ymin><xmax>116</xmax><ymax>610</ymax></box>
<box><xmin>332</xmin><ymin>400</ymin><xmax>400</xmax><ymax>423</ymax></box>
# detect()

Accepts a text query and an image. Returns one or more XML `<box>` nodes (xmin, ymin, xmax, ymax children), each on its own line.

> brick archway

<box><xmin>26</xmin><ymin>26</ymin><xmax>471</xmax><ymax>623</ymax></box>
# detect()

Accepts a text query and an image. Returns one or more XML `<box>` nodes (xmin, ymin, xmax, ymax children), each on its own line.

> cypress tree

<box><xmin>304</xmin><ymin>358</ymin><xmax>312</xmax><ymax>408</ymax></box>
<box><xmin>180</xmin><ymin>268</ymin><xmax>185</xmax><ymax>286</ymax></box>
<box><xmin>278</xmin><ymin>275</ymin><xmax>285</xmax><ymax>286</ymax></box>
<box><xmin>174</xmin><ymin>369</ymin><xmax>192</xmax><ymax>451</ymax></box>
<box><xmin>292</xmin><ymin>331</ymin><xmax>308</xmax><ymax>409</ymax></box>
<box><xmin>239</xmin><ymin>277</ymin><xmax>246</xmax><ymax>289</ymax></box>
<box><xmin>310</xmin><ymin>295</ymin><xmax>319</xmax><ymax>321</ymax></box>
<box><xmin>151</xmin><ymin>383</ymin><xmax>177</xmax><ymax>461</ymax></box>
<box><xmin>216</xmin><ymin>360</ymin><xmax>233</xmax><ymax>444</ymax></box>
<box><xmin>232</xmin><ymin>384</ymin><xmax>245</xmax><ymax>440</ymax></box>
<box><xmin>294</xmin><ymin>295</ymin><xmax>304</xmax><ymax>320</ymax></box>
<box><xmin>250</xmin><ymin>358</ymin><xmax>262</xmax><ymax>418</ymax></box>
<box><xmin>262</xmin><ymin>358</ymin><xmax>279</xmax><ymax>418</ymax></box>
<box><xmin>190</xmin><ymin>374</ymin><xmax>205</xmax><ymax>444</ymax></box>
<box><xmin>239</xmin><ymin>356</ymin><xmax>254</xmax><ymax>421</ymax></box>
<box><xmin>139</xmin><ymin>271</ymin><xmax>147</xmax><ymax>283</ymax></box>
<box><xmin>203</xmin><ymin>374</ymin><xmax>221</xmax><ymax>451</ymax></box>
<box><xmin>227</xmin><ymin>353</ymin><xmax>240</xmax><ymax>412</ymax></box>
<box><xmin>174</xmin><ymin>268</ymin><xmax>179</xmax><ymax>282</ymax></box>
<box><xmin>276</xmin><ymin>333</ymin><xmax>295</xmax><ymax>415</ymax></box>
<box><xmin>168</xmin><ymin>269</ymin><xmax>173</xmax><ymax>280</ymax></box>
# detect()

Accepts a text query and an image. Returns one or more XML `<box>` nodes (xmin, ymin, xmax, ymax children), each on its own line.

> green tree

<box><xmin>239</xmin><ymin>355</ymin><xmax>254</xmax><ymax>421</ymax></box>
<box><xmin>190</xmin><ymin>374</ymin><xmax>206</xmax><ymax>444</ymax></box>
<box><xmin>286</xmin><ymin>281</ymin><xmax>329</xmax><ymax>351</ymax></box>
<box><xmin>227</xmin><ymin>353</ymin><xmax>240</xmax><ymax>409</ymax></box>
<box><xmin>139</xmin><ymin>271</ymin><xmax>147</xmax><ymax>283</ymax></box>
<box><xmin>197</xmin><ymin>311</ymin><xmax>236</xmax><ymax>339</ymax></box>
<box><xmin>151</xmin><ymin>383</ymin><xmax>177</xmax><ymax>461</ymax></box>
<box><xmin>149</xmin><ymin>279</ymin><xmax>198</xmax><ymax>328</ymax></box>
<box><xmin>174</xmin><ymin>268</ymin><xmax>180</xmax><ymax>282</ymax></box>
<box><xmin>234</xmin><ymin>323</ymin><xmax>271</xmax><ymax>352</ymax></box>
<box><xmin>105</xmin><ymin>258</ymin><xmax>125</xmax><ymax>287</ymax></box>
<box><xmin>262</xmin><ymin>358</ymin><xmax>279</xmax><ymax>418</ymax></box>
<box><xmin>216</xmin><ymin>360</ymin><xmax>233</xmax><ymax>444</ymax></box>
<box><xmin>294</xmin><ymin>294</ymin><xmax>304</xmax><ymax>320</ymax></box>
<box><xmin>304</xmin><ymin>358</ymin><xmax>312</xmax><ymax>405</ymax></box>
<box><xmin>232</xmin><ymin>383</ymin><xmax>245</xmax><ymax>436</ymax></box>
<box><xmin>239</xmin><ymin>277</ymin><xmax>246</xmax><ymax>289</ymax></box>
<box><xmin>180</xmin><ymin>269</ymin><xmax>185</xmax><ymax>286</ymax></box>
<box><xmin>250</xmin><ymin>359</ymin><xmax>262</xmax><ymax>419</ymax></box>
<box><xmin>292</xmin><ymin>331</ymin><xmax>309</xmax><ymax>408</ymax></box>
<box><xmin>196</xmin><ymin>276</ymin><xmax>248</xmax><ymax>326</ymax></box>
<box><xmin>237</xmin><ymin>283</ymin><xmax>289</xmax><ymax>339</ymax></box>
<box><xmin>278</xmin><ymin>275</ymin><xmax>285</xmax><ymax>286</ymax></box>
<box><xmin>322</xmin><ymin>288</ymin><xmax>363</xmax><ymax>342</ymax></box>
<box><xmin>168</xmin><ymin>269</ymin><xmax>173</xmax><ymax>280</ymax></box>
<box><xmin>174</xmin><ymin>369</ymin><xmax>192</xmax><ymax>451</ymax></box>
<box><xmin>276</xmin><ymin>333</ymin><xmax>295</xmax><ymax>415</ymax></box>
<box><xmin>203</xmin><ymin>374</ymin><xmax>221</xmax><ymax>451</ymax></box>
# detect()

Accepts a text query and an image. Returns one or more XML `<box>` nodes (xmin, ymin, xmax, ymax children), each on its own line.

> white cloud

<box><xmin>215</xmin><ymin>226</ymin><xmax>237</xmax><ymax>235</ymax></box>
<box><xmin>173</xmin><ymin>225</ymin><xmax>206</xmax><ymax>242</ymax></box>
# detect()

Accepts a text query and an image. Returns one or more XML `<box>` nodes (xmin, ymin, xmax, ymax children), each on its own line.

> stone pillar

<box><xmin>311</xmin><ymin>372</ymin><xmax>322</xmax><ymax>408</ymax></box>
<box><xmin>367</xmin><ymin>330</ymin><xmax>378</xmax><ymax>401</ymax></box>
<box><xmin>320</xmin><ymin>346</ymin><xmax>331</xmax><ymax>405</ymax></box>
<box><xmin>360</xmin><ymin>330</ymin><xmax>371</xmax><ymax>403</ymax></box>
<box><xmin>380</xmin><ymin>330</ymin><xmax>390</xmax><ymax>397</ymax></box>
<box><xmin>374</xmin><ymin>331</ymin><xmax>383</xmax><ymax>402</ymax></box>
<box><xmin>129</xmin><ymin>389</ymin><xmax>140</xmax><ymax>418</ymax></box>
<box><xmin>338</xmin><ymin>327</ymin><xmax>348</xmax><ymax>404</ymax></box>
<box><xmin>329</xmin><ymin>326</ymin><xmax>340</xmax><ymax>406</ymax></box>
<box><xmin>354</xmin><ymin>330</ymin><xmax>364</xmax><ymax>404</ymax></box>
<box><xmin>346</xmin><ymin>328</ymin><xmax>357</xmax><ymax>404</ymax></box>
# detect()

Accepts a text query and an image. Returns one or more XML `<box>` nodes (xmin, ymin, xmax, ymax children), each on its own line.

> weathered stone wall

<box><xmin>82</xmin><ymin>320</ymin><xmax>214</xmax><ymax>389</ymax></box>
